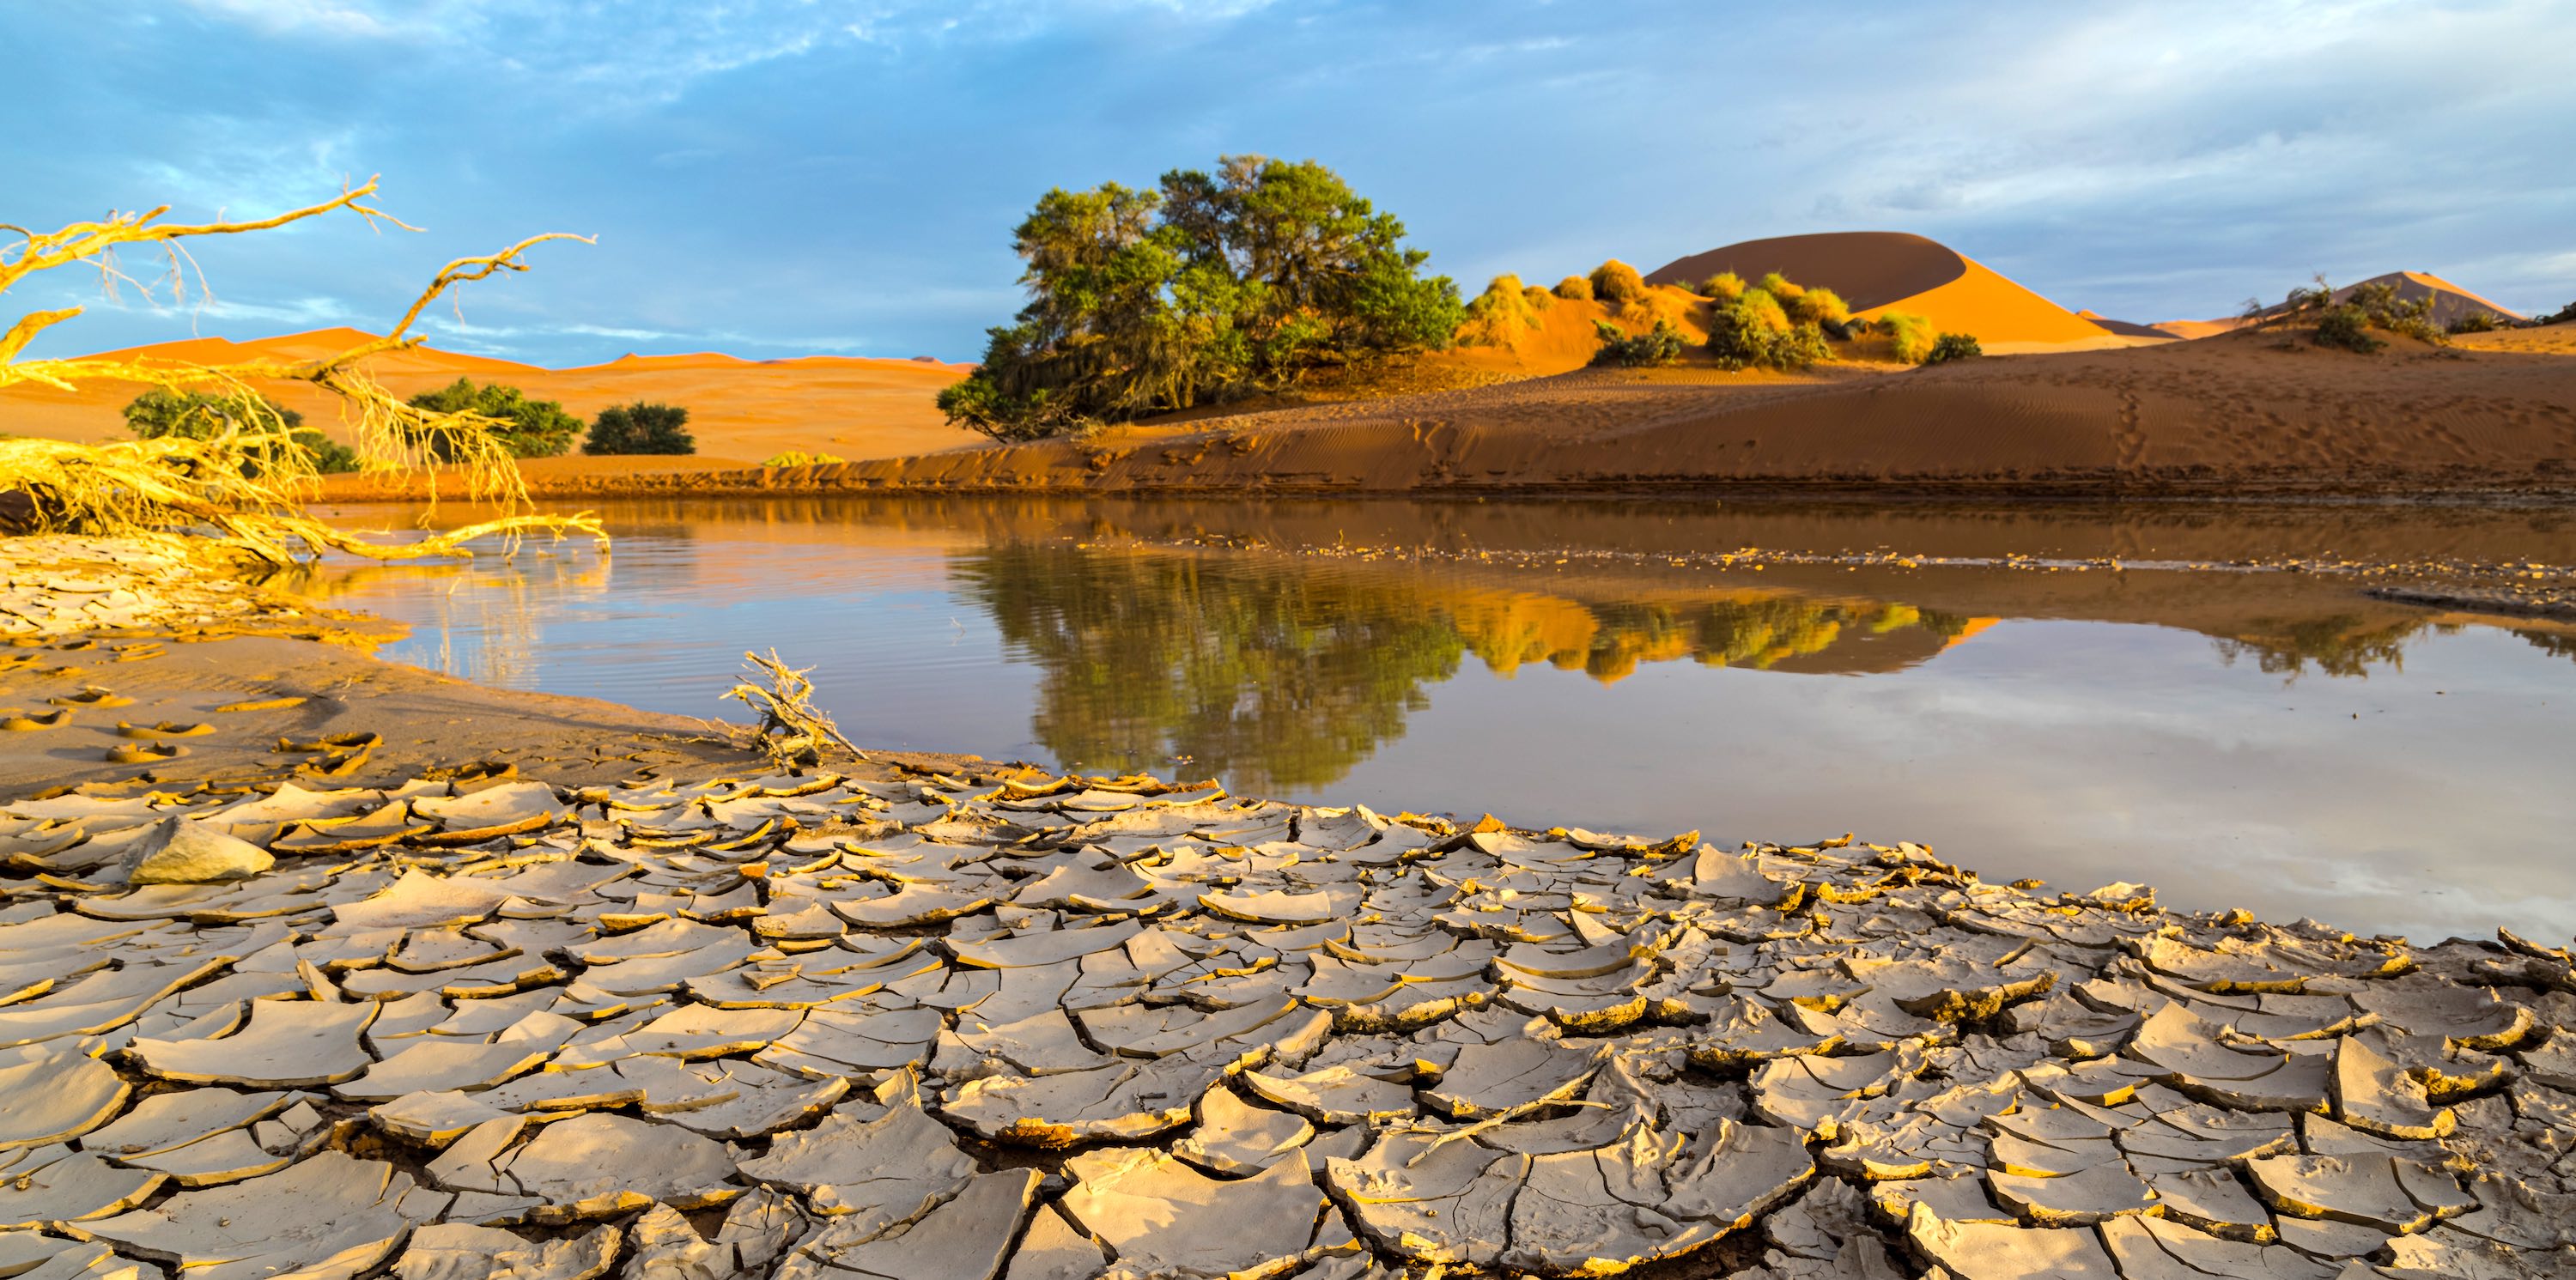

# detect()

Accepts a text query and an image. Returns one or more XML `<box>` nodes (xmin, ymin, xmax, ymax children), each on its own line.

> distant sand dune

<box><xmin>0</xmin><ymin>328</ymin><xmax>979</xmax><ymax>464</ymax></box>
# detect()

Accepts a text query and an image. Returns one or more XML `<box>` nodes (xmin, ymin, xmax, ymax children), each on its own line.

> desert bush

<box><xmin>1706</xmin><ymin>290</ymin><xmax>1827</xmax><ymax>371</ymax></box>
<box><xmin>1553</xmin><ymin>276</ymin><xmax>1594</xmax><ymax>301</ymax></box>
<box><xmin>2348</xmin><ymin>282</ymin><xmax>2444</xmax><ymax>344</ymax></box>
<box><xmin>1522</xmin><ymin>285</ymin><xmax>1554</xmax><ymax>310</ymax></box>
<box><xmin>407</xmin><ymin>378</ymin><xmax>583</xmax><ymax>458</ymax></box>
<box><xmin>2314</xmin><ymin>305</ymin><xmax>2385</xmax><ymax>353</ymax></box>
<box><xmin>1879</xmin><ymin>310</ymin><xmax>1935</xmax><ymax>364</ymax></box>
<box><xmin>123</xmin><ymin>389</ymin><xmax>358</xmax><ymax>474</ymax></box>
<box><xmin>1756</xmin><ymin>272</ymin><xmax>1805</xmax><ymax>307</ymax></box>
<box><xmin>584</xmin><ymin>402</ymin><xmax>694</xmax><ymax>455</ymax></box>
<box><xmin>1924</xmin><ymin>332</ymin><xmax>1983</xmax><ymax>364</ymax></box>
<box><xmin>1460</xmin><ymin>274</ymin><xmax>1546</xmax><ymax>347</ymax></box>
<box><xmin>763</xmin><ymin>451</ymin><xmax>846</xmax><ymax>468</ymax></box>
<box><xmin>938</xmin><ymin>155</ymin><xmax>1463</xmax><ymax>442</ymax></box>
<box><xmin>1699</xmin><ymin>271</ymin><xmax>1746</xmax><ymax>303</ymax></box>
<box><xmin>1789</xmin><ymin>285</ymin><xmax>1850</xmax><ymax>327</ymax></box>
<box><xmin>1588</xmin><ymin>259</ymin><xmax>1648</xmax><ymax>307</ymax></box>
<box><xmin>1590</xmin><ymin>318</ymin><xmax>1688</xmax><ymax>367</ymax></box>
<box><xmin>2535</xmin><ymin>300</ymin><xmax>2576</xmax><ymax>326</ymax></box>
<box><xmin>2447</xmin><ymin>311</ymin><xmax>2501</xmax><ymax>335</ymax></box>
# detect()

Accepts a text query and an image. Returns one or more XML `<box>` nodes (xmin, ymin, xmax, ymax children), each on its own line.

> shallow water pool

<box><xmin>306</xmin><ymin>495</ymin><xmax>2576</xmax><ymax>943</ymax></box>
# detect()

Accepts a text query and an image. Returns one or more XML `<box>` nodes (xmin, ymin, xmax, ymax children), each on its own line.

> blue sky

<box><xmin>9</xmin><ymin>0</ymin><xmax>2572</xmax><ymax>365</ymax></box>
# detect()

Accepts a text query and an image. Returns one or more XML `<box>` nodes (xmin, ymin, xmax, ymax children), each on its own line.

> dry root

<box><xmin>722</xmin><ymin>649</ymin><xmax>860</xmax><ymax>770</ymax></box>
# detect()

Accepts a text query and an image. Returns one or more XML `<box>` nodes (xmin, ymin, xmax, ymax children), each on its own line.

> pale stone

<box><xmin>118</xmin><ymin>820</ymin><xmax>271</xmax><ymax>886</ymax></box>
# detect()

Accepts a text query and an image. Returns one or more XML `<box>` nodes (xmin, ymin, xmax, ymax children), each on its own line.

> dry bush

<box><xmin>1789</xmin><ymin>286</ymin><xmax>1850</xmax><ymax>327</ymax></box>
<box><xmin>1700</xmin><ymin>271</ymin><xmax>1746</xmax><ymax>303</ymax></box>
<box><xmin>1553</xmin><ymin>276</ymin><xmax>1594</xmax><ymax>301</ymax></box>
<box><xmin>1756</xmin><ymin>272</ymin><xmax>1805</xmax><ymax>307</ymax></box>
<box><xmin>1460</xmin><ymin>274</ymin><xmax>1546</xmax><ymax>348</ymax></box>
<box><xmin>1589</xmin><ymin>260</ymin><xmax>1648</xmax><ymax>307</ymax></box>
<box><xmin>1879</xmin><ymin>310</ymin><xmax>1935</xmax><ymax>364</ymax></box>
<box><xmin>763</xmin><ymin>451</ymin><xmax>847</xmax><ymax>468</ymax></box>
<box><xmin>1522</xmin><ymin>285</ymin><xmax>1555</xmax><ymax>311</ymax></box>
<box><xmin>0</xmin><ymin>178</ymin><xmax>603</xmax><ymax>563</ymax></box>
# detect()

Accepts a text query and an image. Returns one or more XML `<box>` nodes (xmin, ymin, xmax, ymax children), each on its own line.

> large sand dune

<box><xmin>0</xmin><ymin>327</ymin><xmax>979</xmax><ymax>464</ymax></box>
<box><xmin>1643</xmin><ymin>231</ymin><xmax>2127</xmax><ymax>351</ymax></box>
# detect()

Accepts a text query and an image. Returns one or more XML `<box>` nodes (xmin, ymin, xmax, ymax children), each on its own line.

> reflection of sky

<box><xmin>313</xmin><ymin>526</ymin><xmax>2576</xmax><ymax>945</ymax></box>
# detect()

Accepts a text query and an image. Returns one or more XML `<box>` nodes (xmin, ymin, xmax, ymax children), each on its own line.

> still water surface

<box><xmin>307</xmin><ymin>497</ymin><xmax>2576</xmax><ymax>944</ymax></box>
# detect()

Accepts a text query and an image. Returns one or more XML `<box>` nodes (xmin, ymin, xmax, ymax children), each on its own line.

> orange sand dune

<box><xmin>1642</xmin><ymin>232</ymin><xmax>2123</xmax><ymax>350</ymax></box>
<box><xmin>0</xmin><ymin>328</ymin><xmax>980</xmax><ymax>463</ymax></box>
<box><xmin>2455</xmin><ymin>319</ymin><xmax>2576</xmax><ymax>355</ymax></box>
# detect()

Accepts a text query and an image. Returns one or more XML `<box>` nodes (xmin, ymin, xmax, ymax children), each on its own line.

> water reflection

<box><xmin>304</xmin><ymin>496</ymin><xmax>2576</xmax><ymax>941</ymax></box>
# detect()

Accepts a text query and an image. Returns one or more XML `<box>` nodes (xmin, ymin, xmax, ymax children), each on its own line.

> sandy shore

<box><xmin>0</xmin><ymin>538</ymin><xmax>2569</xmax><ymax>1279</ymax></box>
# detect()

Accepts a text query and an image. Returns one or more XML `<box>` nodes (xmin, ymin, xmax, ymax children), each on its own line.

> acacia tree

<box><xmin>585</xmin><ymin>402</ymin><xmax>695</xmax><ymax>455</ymax></box>
<box><xmin>938</xmin><ymin>156</ymin><xmax>1464</xmax><ymax>441</ymax></box>
<box><xmin>0</xmin><ymin>178</ymin><xmax>602</xmax><ymax>562</ymax></box>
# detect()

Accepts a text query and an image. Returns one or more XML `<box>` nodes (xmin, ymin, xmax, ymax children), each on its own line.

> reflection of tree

<box><xmin>954</xmin><ymin>545</ymin><xmax>1467</xmax><ymax>792</ymax></box>
<box><xmin>957</xmin><ymin>543</ymin><xmax>1982</xmax><ymax>792</ymax></box>
<box><xmin>287</xmin><ymin>552</ymin><xmax>612</xmax><ymax>688</ymax></box>
<box><xmin>2517</xmin><ymin>628</ymin><xmax>2576</xmax><ymax>663</ymax></box>
<box><xmin>2210</xmin><ymin>615</ymin><xmax>2439</xmax><ymax>679</ymax></box>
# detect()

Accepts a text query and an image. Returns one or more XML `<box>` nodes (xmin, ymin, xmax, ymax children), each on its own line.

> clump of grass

<box><xmin>1788</xmin><ymin>286</ymin><xmax>1850</xmax><ymax>328</ymax></box>
<box><xmin>1460</xmin><ymin>274</ymin><xmax>1546</xmax><ymax>348</ymax></box>
<box><xmin>1522</xmin><ymin>285</ymin><xmax>1555</xmax><ymax>310</ymax></box>
<box><xmin>1706</xmin><ymin>289</ymin><xmax>1829</xmax><ymax>371</ymax></box>
<box><xmin>1589</xmin><ymin>318</ymin><xmax>1688</xmax><ymax>367</ymax></box>
<box><xmin>1588</xmin><ymin>260</ymin><xmax>1648</xmax><ymax>307</ymax></box>
<box><xmin>1553</xmin><ymin>276</ymin><xmax>1594</xmax><ymax>301</ymax></box>
<box><xmin>723</xmin><ymin>648</ymin><xmax>859</xmax><ymax>770</ymax></box>
<box><xmin>1756</xmin><ymin>272</ymin><xmax>1805</xmax><ymax>308</ymax></box>
<box><xmin>1924</xmin><ymin>332</ymin><xmax>1983</xmax><ymax>364</ymax></box>
<box><xmin>1699</xmin><ymin>271</ymin><xmax>1746</xmax><ymax>303</ymax></box>
<box><xmin>763</xmin><ymin>451</ymin><xmax>847</xmax><ymax>468</ymax></box>
<box><xmin>1879</xmin><ymin>310</ymin><xmax>1935</xmax><ymax>364</ymax></box>
<box><xmin>2447</xmin><ymin>311</ymin><xmax>2500</xmax><ymax>335</ymax></box>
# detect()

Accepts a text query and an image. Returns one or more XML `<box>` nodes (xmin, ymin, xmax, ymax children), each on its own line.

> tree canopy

<box><xmin>938</xmin><ymin>155</ymin><xmax>1464</xmax><ymax>441</ymax></box>
<box><xmin>584</xmin><ymin>402</ymin><xmax>694</xmax><ymax>455</ymax></box>
<box><xmin>405</xmin><ymin>378</ymin><xmax>583</xmax><ymax>458</ymax></box>
<box><xmin>123</xmin><ymin>389</ymin><xmax>358</xmax><ymax>473</ymax></box>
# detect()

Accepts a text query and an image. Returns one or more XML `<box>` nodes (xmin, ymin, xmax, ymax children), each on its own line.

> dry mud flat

<box><xmin>0</xmin><ymin>767</ymin><xmax>2571</xmax><ymax>1280</ymax></box>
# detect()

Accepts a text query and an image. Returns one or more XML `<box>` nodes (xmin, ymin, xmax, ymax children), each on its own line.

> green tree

<box><xmin>938</xmin><ymin>155</ymin><xmax>1463</xmax><ymax>441</ymax></box>
<box><xmin>122</xmin><ymin>389</ymin><xmax>358</xmax><ymax>473</ymax></box>
<box><xmin>1924</xmin><ymin>332</ymin><xmax>1983</xmax><ymax>364</ymax></box>
<box><xmin>404</xmin><ymin>378</ymin><xmax>581</xmax><ymax>458</ymax></box>
<box><xmin>583</xmin><ymin>402</ymin><xmax>695</xmax><ymax>455</ymax></box>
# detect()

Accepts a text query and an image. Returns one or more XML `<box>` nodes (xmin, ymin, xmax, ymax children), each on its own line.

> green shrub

<box><xmin>1789</xmin><ymin>286</ymin><xmax>1850</xmax><ymax>327</ymax></box>
<box><xmin>1699</xmin><ymin>271</ymin><xmax>1745</xmax><ymax>303</ymax></box>
<box><xmin>1553</xmin><ymin>275</ymin><xmax>1594</xmax><ymax>301</ymax></box>
<box><xmin>1590</xmin><ymin>318</ymin><xmax>1688</xmax><ymax>367</ymax></box>
<box><xmin>939</xmin><ymin>155</ymin><xmax>1463</xmax><ymax>441</ymax></box>
<box><xmin>1924</xmin><ymin>332</ymin><xmax>1983</xmax><ymax>364</ymax></box>
<box><xmin>1589</xmin><ymin>259</ymin><xmax>1648</xmax><ymax>307</ymax></box>
<box><xmin>404</xmin><ymin>378</ymin><xmax>582</xmax><ymax>458</ymax></box>
<box><xmin>2314</xmin><ymin>305</ymin><xmax>2385</xmax><ymax>353</ymax></box>
<box><xmin>121</xmin><ymin>388</ymin><xmax>358</xmax><ymax>474</ymax></box>
<box><xmin>763</xmin><ymin>451</ymin><xmax>846</xmax><ymax>468</ymax></box>
<box><xmin>2447</xmin><ymin>311</ymin><xmax>2500</xmax><ymax>335</ymax></box>
<box><xmin>1879</xmin><ymin>311</ymin><xmax>1935</xmax><ymax>364</ymax></box>
<box><xmin>1706</xmin><ymin>291</ymin><xmax>1827</xmax><ymax>370</ymax></box>
<box><xmin>584</xmin><ymin>402</ymin><xmax>695</xmax><ymax>455</ymax></box>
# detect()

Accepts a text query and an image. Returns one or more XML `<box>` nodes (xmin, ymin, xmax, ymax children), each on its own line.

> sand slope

<box><xmin>1642</xmin><ymin>231</ymin><xmax>2121</xmax><ymax>349</ymax></box>
<box><xmin>0</xmin><ymin>327</ymin><xmax>980</xmax><ymax>463</ymax></box>
<box><xmin>586</xmin><ymin>326</ymin><xmax>2576</xmax><ymax>499</ymax></box>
